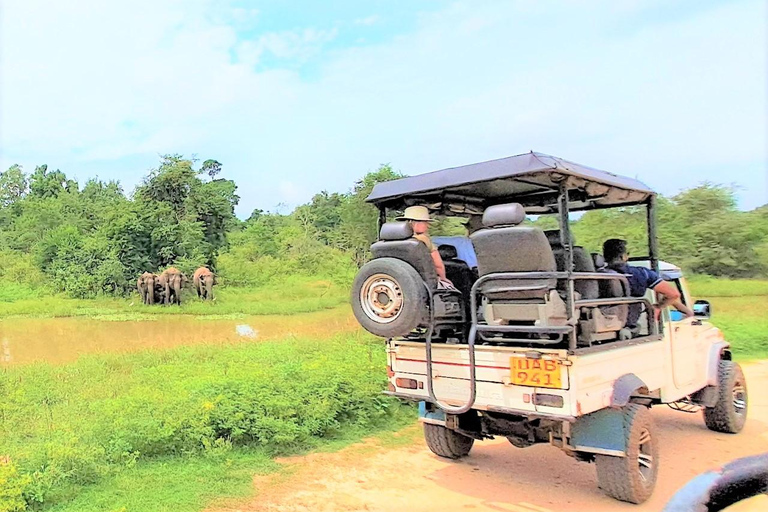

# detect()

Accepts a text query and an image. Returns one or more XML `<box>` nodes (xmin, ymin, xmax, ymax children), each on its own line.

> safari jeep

<box><xmin>350</xmin><ymin>152</ymin><xmax>748</xmax><ymax>504</ymax></box>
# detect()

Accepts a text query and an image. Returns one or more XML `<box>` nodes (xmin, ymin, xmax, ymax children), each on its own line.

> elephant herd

<box><xmin>136</xmin><ymin>267</ymin><xmax>216</xmax><ymax>305</ymax></box>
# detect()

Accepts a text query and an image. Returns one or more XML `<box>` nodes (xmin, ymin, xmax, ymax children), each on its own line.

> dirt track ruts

<box><xmin>211</xmin><ymin>361</ymin><xmax>768</xmax><ymax>512</ymax></box>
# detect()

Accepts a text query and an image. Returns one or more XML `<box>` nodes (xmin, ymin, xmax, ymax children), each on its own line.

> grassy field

<box><xmin>0</xmin><ymin>277</ymin><xmax>349</xmax><ymax>320</ymax></box>
<box><xmin>0</xmin><ymin>332</ymin><xmax>414</xmax><ymax>512</ymax></box>
<box><xmin>687</xmin><ymin>277</ymin><xmax>768</xmax><ymax>360</ymax></box>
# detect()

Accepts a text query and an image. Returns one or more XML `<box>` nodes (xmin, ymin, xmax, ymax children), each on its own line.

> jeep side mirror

<box><xmin>693</xmin><ymin>300</ymin><xmax>711</xmax><ymax>318</ymax></box>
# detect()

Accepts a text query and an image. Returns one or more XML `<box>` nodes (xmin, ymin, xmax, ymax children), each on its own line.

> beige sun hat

<box><xmin>396</xmin><ymin>205</ymin><xmax>434</xmax><ymax>222</ymax></box>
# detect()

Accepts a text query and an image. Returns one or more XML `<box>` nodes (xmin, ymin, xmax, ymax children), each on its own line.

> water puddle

<box><xmin>0</xmin><ymin>307</ymin><xmax>357</xmax><ymax>366</ymax></box>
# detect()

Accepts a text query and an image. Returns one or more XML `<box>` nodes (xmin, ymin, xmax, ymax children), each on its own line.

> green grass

<box><xmin>0</xmin><ymin>277</ymin><xmax>348</xmax><ymax>320</ymax></box>
<box><xmin>687</xmin><ymin>275</ymin><xmax>768</xmax><ymax>297</ymax></box>
<box><xmin>688</xmin><ymin>277</ymin><xmax>768</xmax><ymax>361</ymax></box>
<box><xmin>0</xmin><ymin>331</ymin><xmax>413</xmax><ymax>511</ymax></box>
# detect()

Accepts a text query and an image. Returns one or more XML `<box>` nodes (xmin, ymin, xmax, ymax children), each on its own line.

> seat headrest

<box><xmin>482</xmin><ymin>203</ymin><xmax>526</xmax><ymax>228</ymax></box>
<box><xmin>437</xmin><ymin>244</ymin><xmax>458</xmax><ymax>260</ymax></box>
<box><xmin>592</xmin><ymin>253</ymin><xmax>606</xmax><ymax>270</ymax></box>
<box><xmin>379</xmin><ymin>222</ymin><xmax>413</xmax><ymax>241</ymax></box>
<box><xmin>544</xmin><ymin>229</ymin><xmax>576</xmax><ymax>246</ymax></box>
<box><xmin>545</xmin><ymin>230</ymin><xmax>561</xmax><ymax>246</ymax></box>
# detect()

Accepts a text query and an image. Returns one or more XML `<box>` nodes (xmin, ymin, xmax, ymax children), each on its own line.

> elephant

<box><xmin>154</xmin><ymin>273</ymin><xmax>168</xmax><ymax>304</ymax></box>
<box><xmin>193</xmin><ymin>267</ymin><xmax>216</xmax><ymax>300</ymax></box>
<box><xmin>159</xmin><ymin>267</ymin><xmax>187</xmax><ymax>305</ymax></box>
<box><xmin>137</xmin><ymin>272</ymin><xmax>157</xmax><ymax>305</ymax></box>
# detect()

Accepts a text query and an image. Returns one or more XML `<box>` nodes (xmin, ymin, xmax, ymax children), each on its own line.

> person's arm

<box><xmin>651</xmin><ymin>280</ymin><xmax>694</xmax><ymax>318</ymax></box>
<box><xmin>431</xmin><ymin>250</ymin><xmax>451</xmax><ymax>284</ymax></box>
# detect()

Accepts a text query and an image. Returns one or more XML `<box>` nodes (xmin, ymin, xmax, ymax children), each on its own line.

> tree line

<box><xmin>0</xmin><ymin>156</ymin><xmax>765</xmax><ymax>299</ymax></box>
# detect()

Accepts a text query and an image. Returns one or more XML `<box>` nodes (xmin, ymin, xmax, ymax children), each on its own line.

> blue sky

<box><xmin>1</xmin><ymin>0</ymin><xmax>765</xmax><ymax>218</ymax></box>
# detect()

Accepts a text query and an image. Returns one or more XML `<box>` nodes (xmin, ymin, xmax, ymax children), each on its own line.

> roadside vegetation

<box><xmin>0</xmin><ymin>332</ymin><xmax>414</xmax><ymax>512</ymax></box>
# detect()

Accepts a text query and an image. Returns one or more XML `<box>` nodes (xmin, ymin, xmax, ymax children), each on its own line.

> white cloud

<box><xmin>354</xmin><ymin>15</ymin><xmax>380</xmax><ymax>26</ymax></box>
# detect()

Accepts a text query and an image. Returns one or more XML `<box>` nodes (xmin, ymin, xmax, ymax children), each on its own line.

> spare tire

<box><xmin>351</xmin><ymin>257</ymin><xmax>428</xmax><ymax>337</ymax></box>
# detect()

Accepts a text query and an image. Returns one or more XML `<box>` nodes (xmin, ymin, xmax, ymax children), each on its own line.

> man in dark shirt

<box><xmin>603</xmin><ymin>239</ymin><xmax>694</xmax><ymax>330</ymax></box>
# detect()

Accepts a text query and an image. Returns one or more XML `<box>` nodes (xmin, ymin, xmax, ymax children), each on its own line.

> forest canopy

<box><xmin>0</xmin><ymin>156</ymin><xmax>765</xmax><ymax>298</ymax></box>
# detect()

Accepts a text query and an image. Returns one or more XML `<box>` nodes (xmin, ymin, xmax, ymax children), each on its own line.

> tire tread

<box><xmin>423</xmin><ymin>424</ymin><xmax>474</xmax><ymax>459</ymax></box>
<box><xmin>595</xmin><ymin>404</ymin><xmax>658</xmax><ymax>504</ymax></box>
<box><xmin>703</xmin><ymin>360</ymin><xmax>747</xmax><ymax>433</ymax></box>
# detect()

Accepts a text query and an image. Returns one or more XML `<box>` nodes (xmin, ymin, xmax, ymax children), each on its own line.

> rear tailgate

<box><xmin>389</xmin><ymin>341</ymin><xmax>573</xmax><ymax>416</ymax></box>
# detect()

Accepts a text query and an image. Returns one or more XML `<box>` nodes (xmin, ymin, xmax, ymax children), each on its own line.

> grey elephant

<box><xmin>137</xmin><ymin>272</ymin><xmax>157</xmax><ymax>305</ymax></box>
<box><xmin>159</xmin><ymin>267</ymin><xmax>187</xmax><ymax>305</ymax></box>
<box><xmin>193</xmin><ymin>267</ymin><xmax>216</xmax><ymax>300</ymax></box>
<box><xmin>154</xmin><ymin>273</ymin><xmax>167</xmax><ymax>304</ymax></box>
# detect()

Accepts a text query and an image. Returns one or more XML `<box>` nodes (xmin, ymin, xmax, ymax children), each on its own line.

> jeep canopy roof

<box><xmin>366</xmin><ymin>151</ymin><xmax>655</xmax><ymax>215</ymax></box>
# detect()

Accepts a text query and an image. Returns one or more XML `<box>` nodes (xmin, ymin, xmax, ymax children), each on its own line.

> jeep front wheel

<box><xmin>351</xmin><ymin>258</ymin><xmax>427</xmax><ymax>338</ymax></box>
<box><xmin>704</xmin><ymin>360</ymin><xmax>748</xmax><ymax>434</ymax></box>
<box><xmin>423</xmin><ymin>424</ymin><xmax>474</xmax><ymax>459</ymax></box>
<box><xmin>595</xmin><ymin>404</ymin><xmax>659</xmax><ymax>504</ymax></box>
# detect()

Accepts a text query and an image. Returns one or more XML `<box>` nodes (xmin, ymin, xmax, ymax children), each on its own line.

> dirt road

<box><xmin>213</xmin><ymin>361</ymin><xmax>768</xmax><ymax>512</ymax></box>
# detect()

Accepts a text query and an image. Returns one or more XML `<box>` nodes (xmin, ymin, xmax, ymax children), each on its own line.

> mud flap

<box><xmin>419</xmin><ymin>401</ymin><xmax>447</xmax><ymax>426</ymax></box>
<box><xmin>571</xmin><ymin>408</ymin><xmax>626</xmax><ymax>457</ymax></box>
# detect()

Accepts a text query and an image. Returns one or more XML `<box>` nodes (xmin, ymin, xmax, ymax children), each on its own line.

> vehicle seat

<box><xmin>438</xmin><ymin>244</ymin><xmax>476</xmax><ymax>318</ymax></box>
<box><xmin>544</xmin><ymin>230</ymin><xmax>599</xmax><ymax>300</ymax></box>
<box><xmin>592</xmin><ymin>253</ymin><xmax>607</xmax><ymax>271</ymax></box>
<box><xmin>578</xmin><ymin>253</ymin><xmax>631</xmax><ymax>344</ymax></box>
<box><xmin>472</xmin><ymin>204</ymin><xmax>556</xmax><ymax>299</ymax></box>
<box><xmin>470</xmin><ymin>204</ymin><xmax>566</xmax><ymax>326</ymax></box>
<box><xmin>371</xmin><ymin>222</ymin><xmax>438</xmax><ymax>289</ymax></box>
<box><xmin>438</xmin><ymin>244</ymin><xmax>475</xmax><ymax>291</ymax></box>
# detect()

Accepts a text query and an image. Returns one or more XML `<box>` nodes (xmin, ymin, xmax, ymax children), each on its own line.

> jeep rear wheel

<box><xmin>595</xmin><ymin>404</ymin><xmax>659</xmax><ymax>504</ymax></box>
<box><xmin>704</xmin><ymin>360</ymin><xmax>748</xmax><ymax>434</ymax></box>
<box><xmin>423</xmin><ymin>423</ymin><xmax>474</xmax><ymax>459</ymax></box>
<box><xmin>351</xmin><ymin>258</ymin><xmax>427</xmax><ymax>338</ymax></box>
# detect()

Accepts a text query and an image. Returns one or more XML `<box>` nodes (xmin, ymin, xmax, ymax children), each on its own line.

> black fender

<box><xmin>611</xmin><ymin>373</ymin><xmax>649</xmax><ymax>408</ymax></box>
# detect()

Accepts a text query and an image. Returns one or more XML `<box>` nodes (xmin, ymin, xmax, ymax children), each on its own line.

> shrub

<box><xmin>0</xmin><ymin>460</ymin><xmax>31</xmax><ymax>512</ymax></box>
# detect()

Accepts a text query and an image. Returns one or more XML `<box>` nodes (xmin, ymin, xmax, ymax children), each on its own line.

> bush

<box><xmin>0</xmin><ymin>333</ymin><xmax>402</xmax><ymax>509</ymax></box>
<box><xmin>0</xmin><ymin>461</ymin><xmax>31</xmax><ymax>512</ymax></box>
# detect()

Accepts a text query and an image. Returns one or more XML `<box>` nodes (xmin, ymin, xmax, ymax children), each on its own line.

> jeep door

<box><xmin>666</xmin><ymin>277</ymin><xmax>708</xmax><ymax>392</ymax></box>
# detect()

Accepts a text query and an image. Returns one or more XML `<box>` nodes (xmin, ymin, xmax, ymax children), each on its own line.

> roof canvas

<box><xmin>367</xmin><ymin>152</ymin><xmax>655</xmax><ymax>213</ymax></box>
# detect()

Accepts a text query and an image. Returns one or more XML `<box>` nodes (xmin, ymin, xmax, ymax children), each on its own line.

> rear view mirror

<box><xmin>694</xmin><ymin>300</ymin><xmax>711</xmax><ymax>318</ymax></box>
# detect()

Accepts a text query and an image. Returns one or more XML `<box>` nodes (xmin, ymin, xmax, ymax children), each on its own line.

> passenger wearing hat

<box><xmin>397</xmin><ymin>206</ymin><xmax>453</xmax><ymax>286</ymax></box>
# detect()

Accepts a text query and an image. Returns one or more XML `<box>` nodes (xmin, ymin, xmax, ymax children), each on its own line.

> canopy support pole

<box><xmin>557</xmin><ymin>182</ymin><xmax>576</xmax><ymax>352</ymax></box>
<box><xmin>646</xmin><ymin>195</ymin><xmax>661</xmax><ymax>335</ymax></box>
<box><xmin>377</xmin><ymin>207</ymin><xmax>386</xmax><ymax>234</ymax></box>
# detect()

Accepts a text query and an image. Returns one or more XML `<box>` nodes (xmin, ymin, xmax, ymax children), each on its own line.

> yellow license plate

<box><xmin>510</xmin><ymin>358</ymin><xmax>562</xmax><ymax>389</ymax></box>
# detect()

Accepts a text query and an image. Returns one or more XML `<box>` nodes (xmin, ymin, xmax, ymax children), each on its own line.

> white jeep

<box><xmin>351</xmin><ymin>152</ymin><xmax>747</xmax><ymax>504</ymax></box>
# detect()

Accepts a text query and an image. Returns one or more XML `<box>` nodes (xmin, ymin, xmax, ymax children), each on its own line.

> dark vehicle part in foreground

<box><xmin>663</xmin><ymin>452</ymin><xmax>768</xmax><ymax>512</ymax></box>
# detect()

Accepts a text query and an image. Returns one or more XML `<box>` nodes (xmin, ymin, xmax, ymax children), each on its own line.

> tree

<box><xmin>201</xmin><ymin>159</ymin><xmax>223</xmax><ymax>179</ymax></box>
<box><xmin>29</xmin><ymin>165</ymin><xmax>69</xmax><ymax>198</ymax></box>
<box><xmin>0</xmin><ymin>164</ymin><xmax>28</xmax><ymax>208</ymax></box>
<box><xmin>336</xmin><ymin>164</ymin><xmax>404</xmax><ymax>266</ymax></box>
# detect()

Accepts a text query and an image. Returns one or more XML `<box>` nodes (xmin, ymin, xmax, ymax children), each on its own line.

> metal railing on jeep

<box><xmin>422</xmin><ymin>270</ymin><xmax>660</xmax><ymax>414</ymax></box>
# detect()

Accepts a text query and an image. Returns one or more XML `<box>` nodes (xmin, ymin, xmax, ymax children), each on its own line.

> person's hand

<box><xmin>441</xmin><ymin>278</ymin><xmax>454</xmax><ymax>287</ymax></box>
<box><xmin>652</xmin><ymin>305</ymin><xmax>662</xmax><ymax>322</ymax></box>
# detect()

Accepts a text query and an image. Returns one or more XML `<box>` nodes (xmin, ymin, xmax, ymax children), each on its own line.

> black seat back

<box><xmin>438</xmin><ymin>244</ymin><xmax>475</xmax><ymax>309</ymax></box>
<box><xmin>371</xmin><ymin>222</ymin><xmax>438</xmax><ymax>289</ymax></box>
<box><xmin>544</xmin><ymin>230</ymin><xmax>598</xmax><ymax>300</ymax></box>
<box><xmin>470</xmin><ymin>203</ymin><xmax>556</xmax><ymax>299</ymax></box>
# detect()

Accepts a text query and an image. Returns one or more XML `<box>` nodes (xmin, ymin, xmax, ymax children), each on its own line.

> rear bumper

<box><xmin>383</xmin><ymin>390</ymin><xmax>576</xmax><ymax>422</ymax></box>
